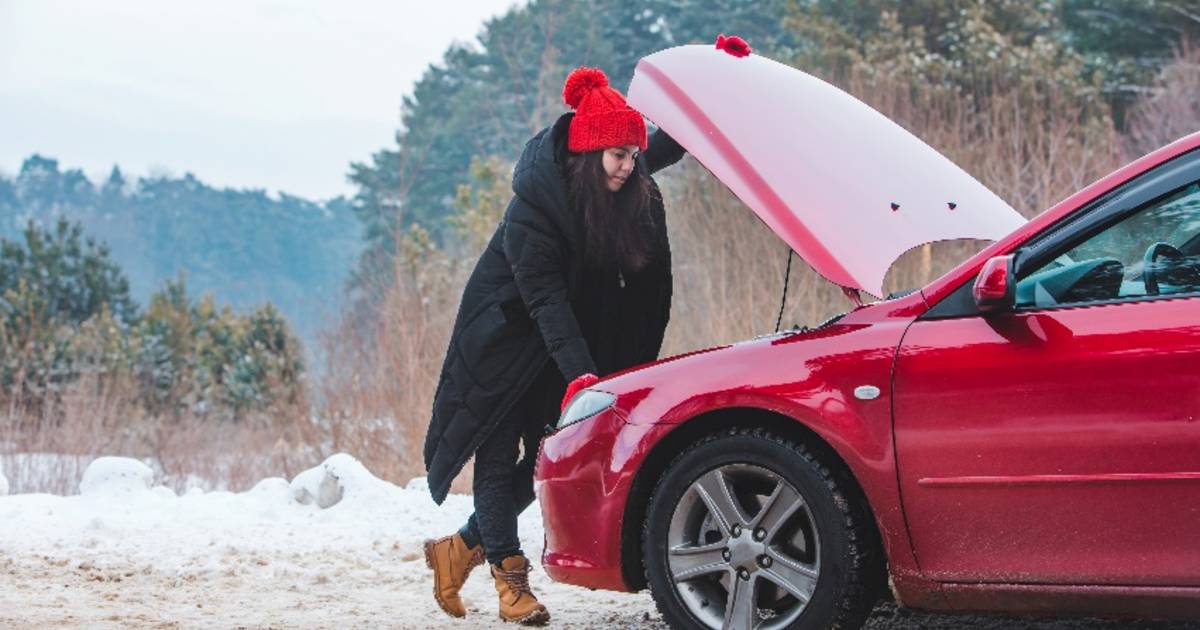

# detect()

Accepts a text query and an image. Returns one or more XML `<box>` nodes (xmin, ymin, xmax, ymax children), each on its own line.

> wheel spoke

<box><xmin>722</xmin><ymin>574</ymin><xmax>757</xmax><ymax>630</ymax></box>
<box><xmin>761</xmin><ymin>550</ymin><xmax>818</xmax><ymax>603</ymax></box>
<box><xmin>669</xmin><ymin>542</ymin><xmax>729</xmax><ymax>582</ymax></box>
<box><xmin>693</xmin><ymin>468</ymin><xmax>749</xmax><ymax>534</ymax></box>
<box><xmin>669</xmin><ymin>462</ymin><xmax>821</xmax><ymax>630</ymax></box>
<box><xmin>749</xmin><ymin>480</ymin><xmax>802</xmax><ymax>539</ymax></box>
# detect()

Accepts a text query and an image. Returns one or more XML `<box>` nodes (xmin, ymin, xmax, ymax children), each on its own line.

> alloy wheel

<box><xmin>666</xmin><ymin>463</ymin><xmax>819</xmax><ymax>630</ymax></box>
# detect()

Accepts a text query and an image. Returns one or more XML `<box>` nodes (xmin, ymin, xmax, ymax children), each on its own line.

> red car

<box><xmin>534</xmin><ymin>44</ymin><xmax>1200</xmax><ymax>629</ymax></box>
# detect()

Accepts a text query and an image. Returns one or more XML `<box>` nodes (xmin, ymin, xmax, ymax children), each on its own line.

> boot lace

<box><xmin>496</xmin><ymin>563</ymin><xmax>534</xmax><ymax>597</ymax></box>
<box><xmin>462</xmin><ymin>545</ymin><xmax>485</xmax><ymax>582</ymax></box>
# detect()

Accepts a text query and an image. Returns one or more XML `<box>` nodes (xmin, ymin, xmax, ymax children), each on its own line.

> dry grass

<box><xmin>0</xmin><ymin>372</ymin><xmax>321</xmax><ymax>495</ymax></box>
<box><xmin>317</xmin><ymin>240</ymin><xmax>472</xmax><ymax>491</ymax></box>
<box><xmin>1124</xmin><ymin>41</ymin><xmax>1200</xmax><ymax>160</ymax></box>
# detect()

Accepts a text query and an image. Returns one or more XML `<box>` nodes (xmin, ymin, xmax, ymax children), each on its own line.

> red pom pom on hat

<box><xmin>715</xmin><ymin>33</ymin><xmax>752</xmax><ymax>58</ymax></box>
<box><xmin>561</xmin><ymin>65</ymin><xmax>647</xmax><ymax>152</ymax></box>
<box><xmin>563</xmin><ymin>67</ymin><xmax>608</xmax><ymax>109</ymax></box>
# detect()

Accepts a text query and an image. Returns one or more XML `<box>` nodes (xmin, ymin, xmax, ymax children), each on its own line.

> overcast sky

<box><xmin>0</xmin><ymin>0</ymin><xmax>521</xmax><ymax>200</ymax></box>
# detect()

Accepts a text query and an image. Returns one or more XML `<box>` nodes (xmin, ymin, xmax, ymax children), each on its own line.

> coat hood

<box><xmin>512</xmin><ymin>113</ymin><xmax>579</xmax><ymax>245</ymax></box>
<box><xmin>626</xmin><ymin>45</ymin><xmax>1027</xmax><ymax>297</ymax></box>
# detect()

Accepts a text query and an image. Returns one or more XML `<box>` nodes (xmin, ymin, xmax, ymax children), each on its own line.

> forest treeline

<box><xmin>345</xmin><ymin>0</ymin><xmax>1197</xmax><ymax>307</ymax></box>
<box><xmin>0</xmin><ymin>157</ymin><xmax>361</xmax><ymax>347</ymax></box>
<box><xmin>0</xmin><ymin>218</ymin><xmax>306</xmax><ymax>423</ymax></box>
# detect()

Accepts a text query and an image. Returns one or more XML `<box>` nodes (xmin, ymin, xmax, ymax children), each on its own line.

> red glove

<box><xmin>561</xmin><ymin>373</ymin><xmax>600</xmax><ymax>411</ymax></box>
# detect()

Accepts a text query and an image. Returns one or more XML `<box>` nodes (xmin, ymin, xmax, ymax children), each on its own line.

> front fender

<box><xmin>600</xmin><ymin>315</ymin><xmax>936</xmax><ymax>603</ymax></box>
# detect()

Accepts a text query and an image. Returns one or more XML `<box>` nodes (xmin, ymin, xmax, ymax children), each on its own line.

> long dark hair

<box><xmin>564</xmin><ymin>150</ymin><xmax>655</xmax><ymax>272</ymax></box>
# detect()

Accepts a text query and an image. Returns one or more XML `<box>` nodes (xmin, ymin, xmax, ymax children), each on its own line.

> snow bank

<box><xmin>0</xmin><ymin>470</ymin><xmax>8</xmax><ymax>496</ymax></box>
<box><xmin>0</xmin><ymin>452</ymin><xmax>664</xmax><ymax>628</ymax></box>
<box><xmin>79</xmin><ymin>456</ymin><xmax>155</xmax><ymax>496</ymax></box>
<box><xmin>288</xmin><ymin>452</ymin><xmax>397</xmax><ymax>509</ymax></box>
<box><xmin>0</xmin><ymin>452</ymin><xmax>523</xmax><ymax>564</ymax></box>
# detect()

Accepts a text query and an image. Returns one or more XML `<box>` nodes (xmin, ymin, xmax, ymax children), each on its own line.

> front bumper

<box><xmin>534</xmin><ymin>407</ymin><xmax>637</xmax><ymax>592</ymax></box>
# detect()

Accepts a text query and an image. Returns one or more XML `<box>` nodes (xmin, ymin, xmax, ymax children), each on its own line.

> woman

<box><xmin>422</xmin><ymin>66</ymin><xmax>685</xmax><ymax>625</ymax></box>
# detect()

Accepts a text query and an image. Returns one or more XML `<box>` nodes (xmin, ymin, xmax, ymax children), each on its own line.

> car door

<box><xmin>893</xmin><ymin>151</ymin><xmax>1200</xmax><ymax>586</ymax></box>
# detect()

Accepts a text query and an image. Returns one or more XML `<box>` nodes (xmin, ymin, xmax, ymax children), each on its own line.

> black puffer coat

<box><xmin>423</xmin><ymin>113</ymin><xmax>684</xmax><ymax>504</ymax></box>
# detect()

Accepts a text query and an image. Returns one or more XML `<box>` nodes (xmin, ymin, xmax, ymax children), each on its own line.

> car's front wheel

<box><xmin>643</xmin><ymin>428</ymin><xmax>881</xmax><ymax>630</ymax></box>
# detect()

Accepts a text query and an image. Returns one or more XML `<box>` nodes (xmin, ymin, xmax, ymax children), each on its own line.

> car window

<box><xmin>1016</xmin><ymin>182</ymin><xmax>1200</xmax><ymax>308</ymax></box>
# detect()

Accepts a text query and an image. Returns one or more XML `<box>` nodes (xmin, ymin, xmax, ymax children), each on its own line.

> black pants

<box><xmin>458</xmin><ymin>361</ymin><xmax>565</xmax><ymax>566</ymax></box>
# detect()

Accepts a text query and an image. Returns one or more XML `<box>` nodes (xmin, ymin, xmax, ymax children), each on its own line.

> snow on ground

<box><xmin>0</xmin><ymin>453</ymin><xmax>660</xmax><ymax>629</ymax></box>
<box><xmin>0</xmin><ymin>454</ymin><xmax>1194</xmax><ymax>629</ymax></box>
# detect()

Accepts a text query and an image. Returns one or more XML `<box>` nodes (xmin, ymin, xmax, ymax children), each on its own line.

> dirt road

<box><xmin>2</xmin><ymin>549</ymin><xmax>1195</xmax><ymax>629</ymax></box>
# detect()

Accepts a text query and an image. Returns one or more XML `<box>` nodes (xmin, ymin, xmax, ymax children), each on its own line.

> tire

<box><xmin>642</xmin><ymin>428</ymin><xmax>882</xmax><ymax>630</ymax></box>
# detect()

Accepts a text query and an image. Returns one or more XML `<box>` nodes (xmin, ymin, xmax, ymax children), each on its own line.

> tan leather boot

<box><xmin>423</xmin><ymin>533</ymin><xmax>485</xmax><ymax>617</ymax></box>
<box><xmin>491</xmin><ymin>555</ymin><xmax>550</xmax><ymax>625</ymax></box>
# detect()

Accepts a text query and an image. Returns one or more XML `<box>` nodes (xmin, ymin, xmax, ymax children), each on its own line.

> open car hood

<box><xmin>627</xmin><ymin>45</ymin><xmax>1027</xmax><ymax>297</ymax></box>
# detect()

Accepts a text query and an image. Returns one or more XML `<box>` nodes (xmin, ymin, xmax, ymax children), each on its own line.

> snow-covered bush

<box><xmin>288</xmin><ymin>453</ymin><xmax>395</xmax><ymax>509</ymax></box>
<box><xmin>79</xmin><ymin>457</ymin><xmax>154</xmax><ymax>496</ymax></box>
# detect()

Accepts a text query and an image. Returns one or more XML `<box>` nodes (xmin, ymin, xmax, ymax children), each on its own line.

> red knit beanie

<box><xmin>562</xmin><ymin>67</ymin><xmax>647</xmax><ymax>153</ymax></box>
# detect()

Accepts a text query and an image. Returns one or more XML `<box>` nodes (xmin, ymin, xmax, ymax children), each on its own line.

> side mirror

<box><xmin>973</xmin><ymin>255</ymin><xmax>1015</xmax><ymax>313</ymax></box>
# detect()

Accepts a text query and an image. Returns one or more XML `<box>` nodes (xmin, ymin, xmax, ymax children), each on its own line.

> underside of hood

<box><xmin>626</xmin><ymin>44</ymin><xmax>1027</xmax><ymax>297</ymax></box>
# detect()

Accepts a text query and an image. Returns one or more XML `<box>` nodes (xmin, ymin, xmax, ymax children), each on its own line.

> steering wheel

<box><xmin>1143</xmin><ymin>241</ymin><xmax>1184</xmax><ymax>295</ymax></box>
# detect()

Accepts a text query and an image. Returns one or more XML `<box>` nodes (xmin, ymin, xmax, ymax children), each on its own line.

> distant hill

<box><xmin>0</xmin><ymin>155</ymin><xmax>362</xmax><ymax>351</ymax></box>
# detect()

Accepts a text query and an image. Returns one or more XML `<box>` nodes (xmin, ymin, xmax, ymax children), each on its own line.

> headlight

<box><xmin>558</xmin><ymin>390</ymin><xmax>616</xmax><ymax>428</ymax></box>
